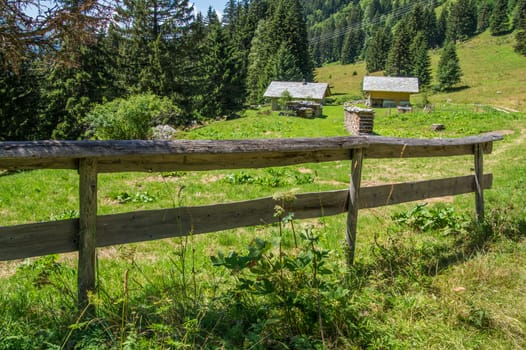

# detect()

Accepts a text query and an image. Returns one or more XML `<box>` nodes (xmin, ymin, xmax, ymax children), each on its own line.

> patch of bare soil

<box><xmin>317</xmin><ymin>180</ymin><xmax>347</xmax><ymax>186</ymax></box>
<box><xmin>482</xmin><ymin>129</ymin><xmax>515</xmax><ymax>136</ymax></box>
<box><xmin>489</xmin><ymin>128</ymin><xmax>526</xmax><ymax>156</ymax></box>
<box><xmin>297</xmin><ymin>167</ymin><xmax>314</xmax><ymax>174</ymax></box>
<box><xmin>201</xmin><ymin>174</ymin><xmax>224</xmax><ymax>184</ymax></box>
<box><xmin>0</xmin><ymin>260</ymin><xmax>20</xmax><ymax>278</ymax></box>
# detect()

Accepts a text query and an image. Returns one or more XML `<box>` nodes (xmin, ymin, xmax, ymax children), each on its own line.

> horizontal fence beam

<box><xmin>0</xmin><ymin>135</ymin><xmax>502</xmax><ymax>172</ymax></box>
<box><xmin>0</xmin><ymin>174</ymin><xmax>492</xmax><ymax>261</ymax></box>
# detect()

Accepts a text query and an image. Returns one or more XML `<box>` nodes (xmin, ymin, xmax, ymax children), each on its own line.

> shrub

<box><xmin>86</xmin><ymin>93</ymin><xmax>182</xmax><ymax>140</ymax></box>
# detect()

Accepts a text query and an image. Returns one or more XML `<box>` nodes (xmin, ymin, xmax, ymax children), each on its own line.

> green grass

<box><xmin>1</xmin><ymin>31</ymin><xmax>526</xmax><ymax>348</ymax></box>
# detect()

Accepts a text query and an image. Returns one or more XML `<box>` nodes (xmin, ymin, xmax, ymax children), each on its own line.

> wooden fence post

<box><xmin>474</xmin><ymin>144</ymin><xmax>484</xmax><ymax>222</ymax></box>
<box><xmin>78</xmin><ymin>158</ymin><xmax>98</xmax><ymax>313</ymax></box>
<box><xmin>346</xmin><ymin>148</ymin><xmax>364</xmax><ymax>265</ymax></box>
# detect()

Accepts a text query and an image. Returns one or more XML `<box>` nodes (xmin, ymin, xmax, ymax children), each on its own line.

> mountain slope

<box><xmin>316</xmin><ymin>30</ymin><xmax>526</xmax><ymax>112</ymax></box>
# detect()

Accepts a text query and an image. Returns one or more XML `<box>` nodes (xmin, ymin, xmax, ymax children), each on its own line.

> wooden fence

<box><xmin>0</xmin><ymin>135</ymin><xmax>502</xmax><ymax>309</ymax></box>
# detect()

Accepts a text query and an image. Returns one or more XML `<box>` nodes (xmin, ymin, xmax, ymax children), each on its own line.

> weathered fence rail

<box><xmin>0</xmin><ymin>135</ymin><xmax>502</xmax><ymax>309</ymax></box>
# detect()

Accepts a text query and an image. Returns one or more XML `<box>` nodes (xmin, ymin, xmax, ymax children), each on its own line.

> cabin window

<box><xmin>371</xmin><ymin>99</ymin><xmax>382</xmax><ymax>107</ymax></box>
<box><xmin>382</xmin><ymin>100</ymin><xmax>396</xmax><ymax>108</ymax></box>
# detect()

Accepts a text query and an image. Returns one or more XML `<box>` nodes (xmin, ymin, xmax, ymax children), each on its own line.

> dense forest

<box><xmin>1</xmin><ymin>0</ymin><xmax>525</xmax><ymax>141</ymax></box>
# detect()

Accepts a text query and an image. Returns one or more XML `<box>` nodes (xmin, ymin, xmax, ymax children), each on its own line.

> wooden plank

<box><xmin>78</xmin><ymin>158</ymin><xmax>98</xmax><ymax>311</ymax></box>
<box><xmin>359</xmin><ymin>174</ymin><xmax>492</xmax><ymax>208</ymax></box>
<box><xmin>95</xmin><ymin>189</ymin><xmax>350</xmax><ymax>246</ymax></box>
<box><xmin>346</xmin><ymin>149</ymin><xmax>363</xmax><ymax>265</ymax></box>
<box><xmin>0</xmin><ymin>135</ymin><xmax>502</xmax><ymax>171</ymax></box>
<box><xmin>474</xmin><ymin>144</ymin><xmax>484</xmax><ymax>221</ymax></box>
<box><xmin>0</xmin><ymin>137</ymin><xmax>367</xmax><ymax>161</ymax></box>
<box><xmin>0</xmin><ymin>174</ymin><xmax>492</xmax><ymax>261</ymax></box>
<box><xmin>95</xmin><ymin>150</ymin><xmax>353</xmax><ymax>173</ymax></box>
<box><xmin>363</xmin><ymin>136</ymin><xmax>500</xmax><ymax>158</ymax></box>
<box><xmin>0</xmin><ymin>220</ymin><xmax>78</xmax><ymax>260</ymax></box>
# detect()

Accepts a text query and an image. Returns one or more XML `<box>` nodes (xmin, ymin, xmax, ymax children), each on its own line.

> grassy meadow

<box><xmin>316</xmin><ymin>31</ymin><xmax>526</xmax><ymax>112</ymax></box>
<box><xmin>1</xmin><ymin>31</ymin><xmax>526</xmax><ymax>349</ymax></box>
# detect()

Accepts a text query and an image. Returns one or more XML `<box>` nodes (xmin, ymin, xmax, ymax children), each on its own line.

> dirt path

<box><xmin>485</xmin><ymin>128</ymin><xmax>526</xmax><ymax>157</ymax></box>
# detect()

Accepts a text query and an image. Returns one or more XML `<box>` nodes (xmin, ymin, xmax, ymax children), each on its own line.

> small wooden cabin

<box><xmin>362</xmin><ymin>76</ymin><xmax>419</xmax><ymax>108</ymax></box>
<box><xmin>263</xmin><ymin>81</ymin><xmax>331</xmax><ymax>112</ymax></box>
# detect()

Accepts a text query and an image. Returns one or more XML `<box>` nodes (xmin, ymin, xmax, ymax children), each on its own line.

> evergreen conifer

<box><xmin>437</xmin><ymin>41</ymin><xmax>462</xmax><ymax>91</ymax></box>
<box><xmin>365</xmin><ymin>26</ymin><xmax>392</xmax><ymax>73</ymax></box>
<box><xmin>490</xmin><ymin>0</ymin><xmax>510</xmax><ymax>35</ymax></box>
<box><xmin>385</xmin><ymin>21</ymin><xmax>412</xmax><ymax>76</ymax></box>
<box><xmin>410</xmin><ymin>33</ymin><xmax>432</xmax><ymax>88</ymax></box>
<box><xmin>514</xmin><ymin>0</ymin><xmax>526</xmax><ymax>55</ymax></box>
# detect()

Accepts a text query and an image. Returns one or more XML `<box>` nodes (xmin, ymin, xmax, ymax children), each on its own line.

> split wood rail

<box><xmin>0</xmin><ymin>134</ymin><xmax>502</xmax><ymax>309</ymax></box>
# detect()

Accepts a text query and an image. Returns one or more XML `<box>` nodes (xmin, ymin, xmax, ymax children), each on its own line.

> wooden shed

<box><xmin>263</xmin><ymin>81</ymin><xmax>331</xmax><ymax>111</ymax></box>
<box><xmin>362</xmin><ymin>76</ymin><xmax>419</xmax><ymax>108</ymax></box>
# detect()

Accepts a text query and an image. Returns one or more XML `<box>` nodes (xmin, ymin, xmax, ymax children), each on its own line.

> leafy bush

<box><xmin>86</xmin><ymin>93</ymin><xmax>182</xmax><ymax>139</ymax></box>
<box><xmin>392</xmin><ymin>203</ymin><xmax>465</xmax><ymax>234</ymax></box>
<box><xmin>112</xmin><ymin>191</ymin><xmax>156</xmax><ymax>204</ymax></box>
<box><xmin>210</xmin><ymin>227</ymin><xmax>359</xmax><ymax>348</ymax></box>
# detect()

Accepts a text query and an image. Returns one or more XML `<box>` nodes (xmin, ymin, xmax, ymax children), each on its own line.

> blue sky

<box><xmin>192</xmin><ymin>0</ymin><xmax>224</xmax><ymax>14</ymax></box>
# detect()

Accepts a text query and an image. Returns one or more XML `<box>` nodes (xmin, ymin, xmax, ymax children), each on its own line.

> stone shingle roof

<box><xmin>263</xmin><ymin>81</ymin><xmax>330</xmax><ymax>100</ymax></box>
<box><xmin>363</xmin><ymin>76</ymin><xmax>419</xmax><ymax>93</ymax></box>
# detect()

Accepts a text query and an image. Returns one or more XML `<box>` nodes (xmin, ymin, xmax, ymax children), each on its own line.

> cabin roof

<box><xmin>363</xmin><ymin>76</ymin><xmax>419</xmax><ymax>93</ymax></box>
<box><xmin>263</xmin><ymin>81</ymin><xmax>330</xmax><ymax>100</ymax></box>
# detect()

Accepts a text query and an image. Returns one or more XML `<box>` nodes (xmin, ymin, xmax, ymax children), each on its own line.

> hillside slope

<box><xmin>316</xmin><ymin>31</ymin><xmax>526</xmax><ymax>112</ymax></box>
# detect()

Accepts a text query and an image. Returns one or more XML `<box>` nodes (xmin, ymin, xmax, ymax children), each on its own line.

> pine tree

<box><xmin>436</xmin><ymin>7</ymin><xmax>448</xmax><ymax>46</ymax></box>
<box><xmin>269</xmin><ymin>0</ymin><xmax>313</xmax><ymax>81</ymax></box>
<box><xmin>200</xmin><ymin>21</ymin><xmax>244</xmax><ymax>118</ymax></box>
<box><xmin>340</xmin><ymin>5</ymin><xmax>364</xmax><ymax>64</ymax></box>
<box><xmin>513</xmin><ymin>0</ymin><xmax>526</xmax><ymax>29</ymax></box>
<box><xmin>42</xmin><ymin>38</ymin><xmax>120</xmax><ymax>139</ymax></box>
<box><xmin>422</xmin><ymin>6</ymin><xmax>439</xmax><ymax>48</ymax></box>
<box><xmin>410</xmin><ymin>33</ymin><xmax>432</xmax><ymax>88</ymax></box>
<box><xmin>437</xmin><ymin>41</ymin><xmax>462</xmax><ymax>91</ymax></box>
<box><xmin>246</xmin><ymin>0</ymin><xmax>313</xmax><ymax>103</ymax></box>
<box><xmin>271</xmin><ymin>43</ymin><xmax>304</xmax><ymax>81</ymax></box>
<box><xmin>477</xmin><ymin>2</ymin><xmax>493</xmax><ymax>33</ymax></box>
<box><xmin>246</xmin><ymin>20</ymin><xmax>273</xmax><ymax>104</ymax></box>
<box><xmin>331</xmin><ymin>18</ymin><xmax>346</xmax><ymax>63</ymax></box>
<box><xmin>447</xmin><ymin>0</ymin><xmax>477</xmax><ymax>41</ymax></box>
<box><xmin>319</xmin><ymin>20</ymin><xmax>336</xmax><ymax>63</ymax></box>
<box><xmin>341</xmin><ymin>29</ymin><xmax>364</xmax><ymax>64</ymax></box>
<box><xmin>385</xmin><ymin>20</ymin><xmax>412</xmax><ymax>76</ymax></box>
<box><xmin>490</xmin><ymin>0</ymin><xmax>510</xmax><ymax>35</ymax></box>
<box><xmin>514</xmin><ymin>0</ymin><xmax>526</xmax><ymax>55</ymax></box>
<box><xmin>0</xmin><ymin>62</ymin><xmax>44</xmax><ymax>140</ymax></box>
<box><xmin>310</xmin><ymin>27</ymin><xmax>323</xmax><ymax>66</ymax></box>
<box><xmin>365</xmin><ymin>26</ymin><xmax>392</xmax><ymax>73</ymax></box>
<box><xmin>406</xmin><ymin>3</ymin><xmax>425</xmax><ymax>38</ymax></box>
<box><xmin>113</xmin><ymin>0</ymin><xmax>195</xmax><ymax>97</ymax></box>
<box><xmin>367</xmin><ymin>0</ymin><xmax>382</xmax><ymax>21</ymax></box>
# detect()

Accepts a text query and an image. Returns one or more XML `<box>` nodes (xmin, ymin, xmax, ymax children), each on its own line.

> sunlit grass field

<box><xmin>1</xmin><ymin>98</ymin><xmax>525</xmax><ymax>348</ymax></box>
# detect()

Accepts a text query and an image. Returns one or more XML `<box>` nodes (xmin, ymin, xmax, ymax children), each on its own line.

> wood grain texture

<box><xmin>78</xmin><ymin>158</ymin><xmax>98</xmax><ymax>310</ymax></box>
<box><xmin>0</xmin><ymin>174</ymin><xmax>492</xmax><ymax>261</ymax></box>
<box><xmin>0</xmin><ymin>135</ymin><xmax>502</xmax><ymax>171</ymax></box>
<box><xmin>474</xmin><ymin>144</ymin><xmax>484</xmax><ymax>221</ymax></box>
<box><xmin>346</xmin><ymin>149</ymin><xmax>363</xmax><ymax>265</ymax></box>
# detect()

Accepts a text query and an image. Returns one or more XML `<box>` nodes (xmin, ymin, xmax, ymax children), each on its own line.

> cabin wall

<box><xmin>366</xmin><ymin>91</ymin><xmax>411</xmax><ymax>107</ymax></box>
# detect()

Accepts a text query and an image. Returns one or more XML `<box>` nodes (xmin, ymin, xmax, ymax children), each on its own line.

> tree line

<box><xmin>1</xmin><ymin>0</ymin><xmax>525</xmax><ymax>141</ymax></box>
<box><xmin>310</xmin><ymin>0</ymin><xmax>526</xmax><ymax>68</ymax></box>
<box><xmin>0</xmin><ymin>0</ymin><xmax>312</xmax><ymax>140</ymax></box>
